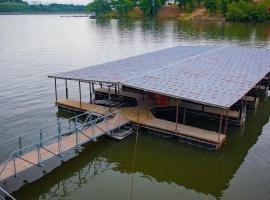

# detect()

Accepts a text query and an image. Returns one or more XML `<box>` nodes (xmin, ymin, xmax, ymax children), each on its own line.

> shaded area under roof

<box><xmin>49</xmin><ymin>45</ymin><xmax>270</xmax><ymax>109</ymax></box>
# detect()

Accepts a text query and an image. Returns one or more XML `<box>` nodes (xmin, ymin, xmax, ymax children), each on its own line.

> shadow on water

<box><xmin>13</xmin><ymin>98</ymin><xmax>270</xmax><ymax>199</ymax></box>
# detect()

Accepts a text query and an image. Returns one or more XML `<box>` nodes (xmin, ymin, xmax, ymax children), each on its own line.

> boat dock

<box><xmin>1</xmin><ymin>45</ymin><xmax>270</xmax><ymax>197</ymax></box>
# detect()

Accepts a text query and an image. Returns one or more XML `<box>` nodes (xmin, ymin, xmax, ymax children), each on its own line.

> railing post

<box><xmin>69</xmin><ymin>120</ymin><xmax>71</xmax><ymax>133</ymax></box>
<box><xmin>12</xmin><ymin>155</ymin><xmax>17</xmax><ymax>177</ymax></box>
<box><xmin>37</xmin><ymin>144</ymin><xmax>41</xmax><ymax>165</ymax></box>
<box><xmin>75</xmin><ymin>117</ymin><xmax>79</xmax><ymax>148</ymax></box>
<box><xmin>39</xmin><ymin>129</ymin><xmax>43</xmax><ymax>147</ymax></box>
<box><xmin>57</xmin><ymin>120</ymin><xmax>62</xmax><ymax>155</ymax></box>
<box><xmin>18</xmin><ymin>136</ymin><xmax>22</xmax><ymax>156</ymax></box>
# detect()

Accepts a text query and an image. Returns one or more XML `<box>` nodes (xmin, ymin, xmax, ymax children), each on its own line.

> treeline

<box><xmin>86</xmin><ymin>0</ymin><xmax>270</xmax><ymax>21</ymax></box>
<box><xmin>0</xmin><ymin>0</ymin><xmax>85</xmax><ymax>13</ymax></box>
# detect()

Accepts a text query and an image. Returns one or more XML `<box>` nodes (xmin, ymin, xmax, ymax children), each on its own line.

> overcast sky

<box><xmin>25</xmin><ymin>0</ymin><xmax>90</xmax><ymax>5</ymax></box>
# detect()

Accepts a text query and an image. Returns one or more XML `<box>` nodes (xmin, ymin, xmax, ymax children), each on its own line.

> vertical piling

<box><xmin>65</xmin><ymin>79</ymin><xmax>68</xmax><ymax>99</ymax></box>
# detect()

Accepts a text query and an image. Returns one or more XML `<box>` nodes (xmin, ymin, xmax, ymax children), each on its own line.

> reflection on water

<box><xmin>0</xmin><ymin>15</ymin><xmax>269</xmax><ymax>200</ymax></box>
<box><xmin>14</xmin><ymin>99</ymin><xmax>270</xmax><ymax>200</ymax></box>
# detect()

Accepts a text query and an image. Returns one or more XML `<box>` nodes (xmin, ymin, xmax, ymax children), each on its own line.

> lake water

<box><xmin>0</xmin><ymin>15</ymin><xmax>270</xmax><ymax>200</ymax></box>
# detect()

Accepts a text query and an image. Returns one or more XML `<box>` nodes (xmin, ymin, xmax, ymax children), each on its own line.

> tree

<box><xmin>112</xmin><ymin>0</ymin><xmax>135</xmax><ymax>16</ymax></box>
<box><xmin>86</xmin><ymin>0</ymin><xmax>111</xmax><ymax>16</ymax></box>
<box><xmin>139</xmin><ymin>0</ymin><xmax>151</xmax><ymax>15</ymax></box>
<box><xmin>204</xmin><ymin>0</ymin><xmax>217</xmax><ymax>15</ymax></box>
<box><xmin>220</xmin><ymin>0</ymin><xmax>228</xmax><ymax>17</ymax></box>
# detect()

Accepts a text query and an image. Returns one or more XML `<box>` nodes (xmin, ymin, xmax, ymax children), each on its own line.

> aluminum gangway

<box><xmin>0</xmin><ymin>109</ymin><xmax>129</xmax><ymax>185</ymax></box>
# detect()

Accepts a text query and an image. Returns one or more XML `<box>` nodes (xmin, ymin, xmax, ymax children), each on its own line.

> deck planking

<box><xmin>57</xmin><ymin>99</ymin><xmax>226</xmax><ymax>147</ymax></box>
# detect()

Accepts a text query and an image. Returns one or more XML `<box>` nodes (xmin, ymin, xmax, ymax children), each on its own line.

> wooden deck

<box><xmin>0</xmin><ymin>113</ymin><xmax>128</xmax><ymax>181</ymax></box>
<box><xmin>57</xmin><ymin>99</ymin><xmax>226</xmax><ymax>148</ymax></box>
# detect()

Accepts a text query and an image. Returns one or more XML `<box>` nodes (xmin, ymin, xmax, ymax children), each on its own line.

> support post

<box><xmin>183</xmin><ymin>107</ymin><xmax>186</xmax><ymax>124</ymax></box>
<box><xmin>12</xmin><ymin>156</ymin><xmax>17</xmax><ymax>177</ymax></box>
<box><xmin>54</xmin><ymin>78</ymin><xmax>58</xmax><ymax>102</ymax></box>
<box><xmin>224</xmin><ymin>109</ymin><xmax>229</xmax><ymax>135</ymax></box>
<box><xmin>115</xmin><ymin>84</ymin><xmax>117</xmax><ymax>96</ymax></box>
<box><xmin>89</xmin><ymin>82</ymin><xmax>92</xmax><ymax>104</ymax></box>
<box><xmin>175</xmin><ymin>101</ymin><xmax>179</xmax><ymax>131</ymax></box>
<box><xmin>79</xmin><ymin>81</ymin><xmax>82</xmax><ymax>108</ymax></box>
<box><xmin>108</xmin><ymin>86</ymin><xmax>111</xmax><ymax>112</ymax></box>
<box><xmin>39</xmin><ymin>129</ymin><xmax>43</xmax><ymax>147</ymax></box>
<box><xmin>57</xmin><ymin>120</ymin><xmax>62</xmax><ymax>155</ymax></box>
<box><xmin>75</xmin><ymin>117</ymin><xmax>79</xmax><ymax>148</ymax></box>
<box><xmin>218</xmin><ymin>109</ymin><xmax>223</xmax><ymax>142</ymax></box>
<box><xmin>37</xmin><ymin>144</ymin><xmax>41</xmax><ymax>164</ymax></box>
<box><xmin>65</xmin><ymin>79</ymin><xmax>68</xmax><ymax>99</ymax></box>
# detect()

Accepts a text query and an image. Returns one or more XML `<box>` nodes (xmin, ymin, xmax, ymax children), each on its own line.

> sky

<box><xmin>25</xmin><ymin>0</ymin><xmax>90</xmax><ymax>5</ymax></box>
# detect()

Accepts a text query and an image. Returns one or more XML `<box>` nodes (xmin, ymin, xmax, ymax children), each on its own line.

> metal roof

<box><xmin>49</xmin><ymin>45</ymin><xmax>270</xmax><ymax>109</ymax></box>
<box><xmin>49</xmin><ymin>45</ymin><xmax>222</xmax><ymax>83</ymax></box>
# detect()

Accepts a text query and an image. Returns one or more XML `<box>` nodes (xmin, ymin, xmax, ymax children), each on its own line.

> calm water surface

<box><xmin>0</xmin><ymin>15</ymin><xmax>270</xmax><ymax>200</ymax></box>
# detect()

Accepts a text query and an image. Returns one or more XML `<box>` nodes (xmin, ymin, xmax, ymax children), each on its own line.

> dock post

<box><xmin>175</xmin><ymin>102</ymin><xmax>179</xmax><ymax>131</ymax></box>
<box><xmin>12</xmin><ymin>156</ymin><xmax>17</xmax><ymax>177</ymax></box>
<box><xmin>89</xmin><ymin>82</ymin><xmax>93</xmax><ymax>104</ymax></box>
<box><xmin>18</xmin><ymin>136</ymin><xmax>22</xmax><ymax>156</ymax></box>
<box><xmin>37</xmin><ymin>144</ymin><xmax>41</xmax><ymax>165</ymax></box>
<box><xmin>57</xmin><ymin>120</ymin><xmax>62</xmax><ymax>155</ymax></box>
<box><xmin>115</xmin><ymin>84</ymin><xmax>117</xmax><ymax>96</ymax></box>
<box><xmin>39</xmin><ymin>129</ymin><xmax>43</xmax><ymax>147</ymax></box>
<box><xmin>183</xmin><ymin>107</ymin><xmax>186</xmax><ymax>124</ymax></box>
<box><xmin>224</xmin><ymin>109</ymin><xmax>229</xmax><ymax>135</ymax></box>
<box><xmin>65</xmin><ymin>79</ymin><xmax>68</xmax><ymax>99</ymax></box>
<box><xmin>79</xmin><ymin>81</ymin><xmax>82</xmax><ymax>108</ymax></box>
<box><xmin>54</xmin><ymin>78</ymin><xmax>58</xmax><ymax>102</ymax></box>
<box><xmin>108</xmin><ymin>86</ymin><xmax>111</xmax><ymax>112</ymax></box>
<box><xmin>68</xmin><ymin>120</ymin><xmax>71</xmax><ymax>133</ymax></box>
<box><xmin>218</xmin><ymin>109</ymin><xmax>223</xmax><ymax>142</ymax></box>
<box><xmin>75</xmin><ymin>117</ymin><xmax>79</xmax><ymax>148</ymax></box>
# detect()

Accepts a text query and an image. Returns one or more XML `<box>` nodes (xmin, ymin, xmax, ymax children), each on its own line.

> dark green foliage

<box><xmin>204</xmin><ymin>0</ymin><xmax>217</xmax><ymax>15</ymax></box>
<box><xmin>220</xmin><ymin>0</ymin><xmax>228</xmax><ymax>17</ymax></box>
<box><xmin>227</xmin><ymin>0</ymin><xmax>269</xmax><ymax>22</ymax></box>
<box><xmin>112</xmin><ymin>0</ymin><xmax>135</xmax><ymax>16</ymax></box>
<box><xmin>85</xmin><ymin>0</ymin><xmax>111</xmax><ymax>16</ymax></box>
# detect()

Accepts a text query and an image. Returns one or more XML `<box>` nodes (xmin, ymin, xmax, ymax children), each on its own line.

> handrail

<box><xmin>0</xmin><ymin>110</ymin><xmax>129</xmax><ymax>181</ymax></box>
<box><xmin>0</xmin><ymin>187</ymin><xmax>16</xmax><ymax>200</ymax></box>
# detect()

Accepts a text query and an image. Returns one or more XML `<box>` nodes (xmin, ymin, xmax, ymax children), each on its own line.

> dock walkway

<box><xmin>0</xmin><ymin>110</ymin><xmax>128</xmax><ymax>182</ymax></box>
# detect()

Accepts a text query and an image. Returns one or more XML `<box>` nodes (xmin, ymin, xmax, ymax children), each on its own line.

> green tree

<box><xmin>220</xmin><ymin>0</ymin><xmax>228</xmax><ymax>17</ymax></box>
<box><xmin>204</xmin><ymin>0</ymin><xmax>217</xmax><ymax>15</ymax></box>
<box><xmin>139</xmin><ymin>0</ymin><xmax>151</xmax><ymax>15</ymax></box>
<box><xmin>112</xmin><ymin>0</ymin><xmax>135</xmax><ymax>16</ymax></box>
<box><xmin>86</xmin><ymin>0</ymin><xmax>111</xmax><ymax>16</ymax></box>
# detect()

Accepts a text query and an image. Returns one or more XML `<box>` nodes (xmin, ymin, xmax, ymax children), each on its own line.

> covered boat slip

<box><xmin>49</xmin><ymin>44</ymin><xmax>270</xmax><ymax>149</ymax></box>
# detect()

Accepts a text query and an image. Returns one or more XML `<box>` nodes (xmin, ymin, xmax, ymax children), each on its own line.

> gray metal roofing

<box><xmin>49</xmin><ymin>45</ymin><xmax>221</xmax><ymax>83</ymax></box>
<box><xmin>50</xmin><ymin>45</ymin><xmax>270</xmax><ymax>109</ymax></box>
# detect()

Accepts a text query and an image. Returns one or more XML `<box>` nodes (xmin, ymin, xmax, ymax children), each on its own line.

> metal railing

<box><xmin>0</xmin><ymin>110</ymin><xmax>129</xmax><ymax>181</ymax></box>
<box><xmin>0</xmin><ymin>187</ymin><xmax>15</xmax><ymax>200</ymax></box>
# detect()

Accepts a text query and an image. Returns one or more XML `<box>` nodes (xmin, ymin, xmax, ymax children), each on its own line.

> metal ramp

<box><xmin>0</xmin><ymin>110</ymin><xmax>129</xmax><ymax>185</ymax></box>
